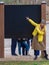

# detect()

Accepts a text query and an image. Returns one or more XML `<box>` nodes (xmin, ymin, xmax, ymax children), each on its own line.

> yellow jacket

<box><xmin>27</xmin><ymin>18</ymin><xmax>46</xmax><ymax>42</ymax></box>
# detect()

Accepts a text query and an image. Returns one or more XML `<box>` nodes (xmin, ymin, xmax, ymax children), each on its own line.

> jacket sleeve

<box><xmin>36</xmin><ymin>27</ymin><xmax>44</xmax><ymax>35</ymax></box>
<box><xmin>28</xmin><ymin>18</ymin><xmax>38</xmax><ymax>27</ymax></box>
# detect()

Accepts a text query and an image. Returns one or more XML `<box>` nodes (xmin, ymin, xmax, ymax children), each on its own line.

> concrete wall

<box><xmin>46</xmin><ymin>21</ymin><xmax>49</xmax><ymax>55</ymax></box>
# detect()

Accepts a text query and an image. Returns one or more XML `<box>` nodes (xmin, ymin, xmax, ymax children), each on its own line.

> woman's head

<box><xmin>40</xmin><ymin>19</ymin><xmax>45</xmax><ymax>28</ymax></box>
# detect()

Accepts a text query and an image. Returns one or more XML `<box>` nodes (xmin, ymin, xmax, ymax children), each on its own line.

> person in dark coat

<box><xmin>11</xmin><ymin>38</ymin><xmax>17</xmax><ymax>56</ymax></box>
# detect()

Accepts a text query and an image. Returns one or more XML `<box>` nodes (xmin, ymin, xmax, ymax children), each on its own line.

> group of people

<box><xmin>11</xmin><ymin>38</ymin><xmax>30</xmax><ymax>56</ymax></box>
<box><xmin>11</xmin><ymin>17</ymin><xmax>49</xmax><ymax>60</ymax></box>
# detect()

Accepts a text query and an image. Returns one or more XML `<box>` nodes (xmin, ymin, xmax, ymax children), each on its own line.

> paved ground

<box><xmin>0</xmin><ymin>55</ymin><xmax>48</xmax><ymax>61</ymax></box>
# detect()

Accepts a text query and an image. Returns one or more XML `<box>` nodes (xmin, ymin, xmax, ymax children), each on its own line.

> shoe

<box><xmin>44</xmin><ymin>56</ymin><xmax>49</xmax><ymax>60</ymax></box>
<box><xmin>12</xmin><ymin>54</ymin><xmax>18</xmax><ymax>56</ymax></box>
<box><xmin>44</xmin><ymin>54</ymin><xmax>49</xmax><ymax>60</ymax></box>
<box><xmin>43</xmin><ymin>50</ymin><xmax>49</xmax><ymax>60</ymax></box>
<box><xmin>34</xmin><ymin>56</ymin><xmax>37</xmax><ymax>60</ymax></box>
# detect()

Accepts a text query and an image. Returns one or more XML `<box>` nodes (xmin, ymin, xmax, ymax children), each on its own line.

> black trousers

<box><xmin>34</xmin><ymin>50</ymin><xmax>40</xmax><ymax>56</ymax></box>
<box><xmin>34</xmin><ymin>50</ymin><xmax>47</xmax><ymax>57</ymax></box>
<box><xmin>11</xmin><ymin>38</ymin><xmax>17</xmax><ymax>55</ymax></box>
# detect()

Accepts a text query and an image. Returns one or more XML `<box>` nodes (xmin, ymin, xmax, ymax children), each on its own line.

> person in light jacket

<box><xmin>26</xmin><ymin>17</ymin><xmax>49</xmax><ymax>60</ymax></box>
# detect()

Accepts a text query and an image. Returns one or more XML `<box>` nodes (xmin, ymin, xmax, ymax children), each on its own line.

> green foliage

<box><xmin>0</xmin><ymin>0</ymin><xmax>14</xmax><ymax>4</ymax></box>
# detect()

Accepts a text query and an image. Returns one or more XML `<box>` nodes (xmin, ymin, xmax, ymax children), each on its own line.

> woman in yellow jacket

<box><xmin>26</xmin><ymin>17</ymin><xmax>49</xmax><ymax>60</ymax></box>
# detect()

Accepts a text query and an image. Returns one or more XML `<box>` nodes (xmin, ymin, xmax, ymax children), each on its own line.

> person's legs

<box><xmin>22</xmin><ymin>41</ymin><xmax>29</xmax><ymax>55</ymax></box>
<box><xmin>18</xmin><ymin>40</ymin><xmax>28</xmax><ymax>56</ymax></box>
<box><xmin>22</xmin><ymin>47</ymin><xmax>25</xmax><ymax>55</ymax></box>
<box><xmin>18</xmin><ymin>42</ymin><xmax>22</xmax><ymax>55</ymax></box>
<box><xmin>34</xmin><ymin>50</ymin><xmax>40</xmax><ymax>60</ymax></box>
<box><xmin>21</xmin><ymin>41</ymin><xmax>26</xmax><ymax>55</ymax></box>
<box><xmin>34</xmin><ymin>50</ymin><xmax>39</xmax><ymax>56</ymax></box>
<box><xmin>11</xmin><ymin>38</ymin><xmax>17</xmax><ymax>55</ymax></box>
<box><xmin>26</xmin><ymin>40</ymin><xmax>30</xmax><ymax>55</ymax></box>
<box><xmin>43</xmin><ymin>50</ymin><xmax>49</xmax><ymax>60</ymax></box>
<box><xmin>26</xmin><ymin>49</ymin><xmax>28</xmax><ymax>55</ymax></box>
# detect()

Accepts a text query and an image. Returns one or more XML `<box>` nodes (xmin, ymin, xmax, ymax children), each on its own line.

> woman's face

<box><xmin>40</xmin><ymin>23</ymin><xmax>44</xmax><ymax>29</ymax></box>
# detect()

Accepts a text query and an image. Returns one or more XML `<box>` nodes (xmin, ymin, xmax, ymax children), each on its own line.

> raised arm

<box><xmin>26</xmin><ymin>17</ymin><xmax>38</xmax><ymax>27</ymax></box>
<box><xmin>36</xmin><ymin>26</ymin><xmax>44</xmax><ymax>35</ymax></box>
